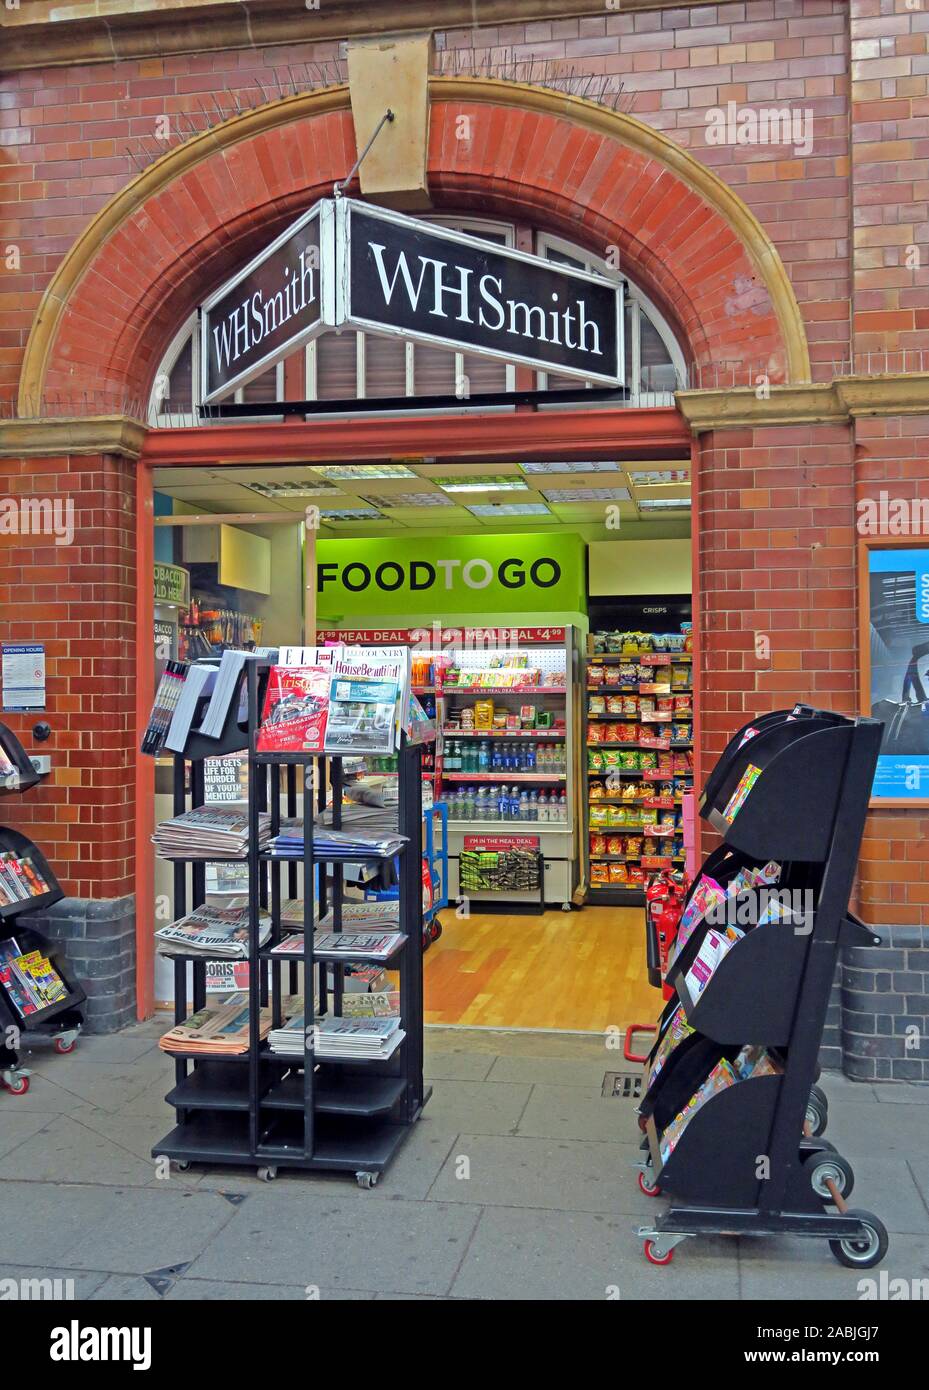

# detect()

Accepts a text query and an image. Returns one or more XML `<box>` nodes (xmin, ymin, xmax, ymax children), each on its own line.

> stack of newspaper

<box><xmin>154</xmin><ymin>902</ymin><xmax>271</xmax><ymax>958</ymax></box>
<box><xmin>267</xmin><ymin>822</ymin><xmax>407</xmax><ymax>860</ymax></box>
<box><xmin>268</xmin><ymin>1010</ymin><xmax>405</xmax><ymax>1060</ymax></box>
<box><xmin>270</xmin><ymin>931</ymin><xmax>404</xmax><ymax>961</ymax></box>
<box><xmin>158</xmin><ymin>991</ymin><xmax>299</xmax><ymax>1056</ymax></box>
<box><xmin>152</xmin><ymin>805</ymin><xmax>271</xmax><ymax>859</ymax></box>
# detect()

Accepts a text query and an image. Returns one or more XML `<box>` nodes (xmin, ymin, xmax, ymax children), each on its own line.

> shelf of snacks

<box><xmin>417</xmin><ymin>633</ymin><xmax>579</xmax><ymax>909</ymax></box>
<box><xmin>584</xmin><ymin>625</ymin><xmax>693</xmax><ymax>904</ymax></box>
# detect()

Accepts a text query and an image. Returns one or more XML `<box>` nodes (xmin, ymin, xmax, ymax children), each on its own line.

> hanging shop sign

<box><xmin>153</xmin><ymin>562</ymin><xmax>189</xmax><ymax>607</ymax></box>
<box><xmin>861</xmin><ymin>542</ymin><xmax>929</xmax><ymax>804</ymax></box>
<box><xmin>200</xmin><ymin>202</ymin><xmax>333</xmax><ymax>403</ymax></box>
<box><xmin>316</xmin><ymin>533</ymin><xmax>586</xmax><ymax>620</ymax></box>
<box><xmin>198</xmin><ymin>198</ymin><xmax>623</xmax><ymax>402</ymax></box>
<box><xmin>337</xmin><ymin>200</ymin><xmax>623</xmax><ymax>385</ymax></box>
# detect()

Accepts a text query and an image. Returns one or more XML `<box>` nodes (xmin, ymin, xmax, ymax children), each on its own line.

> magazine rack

<box><xmin>0</xmin><ymin>770</ymin><xmax>84</xmax><ymax>1093</ymax></box>
<box><xmin>635</xmin><ymin>707</ymin><xmax>890</xmax><ymax>1269</ymax></box>
<box><xmin>151</xmin><ymin>659</ymin><xmax>430</xmax><ymax>1185</ymax></box>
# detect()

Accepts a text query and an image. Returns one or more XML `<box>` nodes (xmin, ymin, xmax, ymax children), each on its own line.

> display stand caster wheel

<box><xmin>805</xmin><ymin>1150</ymin><xmax>854</xmax><ymax>1202</ymax></box>
<box><xmin>356</xmin><ymin>1170</ymin><xmax>378</xmax><ymax>1189</ymax></box>
<box><xmin>638</xmin><ymin>1170</ymin><xmax>662</xmax><ymax>1198</ymax></box>
<box><xmin>805</xmin><ymin>1084</ymin><xmax>828</xmax><ymax>1137</ymax></box>
<box><xmin>54</xmin><ymin>1036</ymin><xmax>77</xmax><ymax>1055</ymax></box>
<box><xmin>2</xmin><ymin>1071</ymin><xmax>29</xmax><ymax>1095</ymax></box>
<box><xmin>643</xmin><ymin>1239</ymin><xmax>674</xmax><ymax>1265</ymax></box>
<box><xmin>561</xmin><ymin>902</ymin><xmax>571</xmax><ymax>913</ymax></box>
<box><xmin>829</xmin><ymin>1211</ymin><xmax>889</xmax><ymax>1269</ymax></box>
<box><xmin>430</xmin><ymin>922</ymin><xmax>442</xmax><ymax>942</ymax></box>
<box><xmin>257</xmin><ymin>1166</ymin><xmax>277</xmax><ymax>1183</ymax></box>
<box><xmin>174</xmin><ymin>1160</ymin><xmax>191</xmax><ymax>1172</ymax></box>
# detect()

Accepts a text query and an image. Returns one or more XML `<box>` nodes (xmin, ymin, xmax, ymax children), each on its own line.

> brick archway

<box><xmin>18</xmin><ymin>78</ymin><xmax>810</xmax><ymax>414</ymax></box>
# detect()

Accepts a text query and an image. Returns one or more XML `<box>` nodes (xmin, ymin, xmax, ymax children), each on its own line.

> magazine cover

<box><xmin>324</xmin><ymin>676</ymin><xmax>399</xmax><ymax>754</ymax></box>
<box><xmin>256</xmin><ymin>663</ymin><xmax>332</xmax><ymax>753</ymax></box>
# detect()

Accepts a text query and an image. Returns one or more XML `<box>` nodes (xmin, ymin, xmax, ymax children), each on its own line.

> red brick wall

<box><xmin>0</xmin><ymin>0</ymin><xmax>854</xmax><ymax>403</ymax></box>
<box><xmin>697</xmin><ymin>419</ymin><xmax>858</xmax><ymax>746</ymax></box>
<box><xmin>0</xmin><ymin>453</ymin><xmax>136</xmax><ymax>899</ymax></box>
<box><xmin>850</xmin><ymin>0</ymin><xmax>929</xmax><ymax>364</ymax></box>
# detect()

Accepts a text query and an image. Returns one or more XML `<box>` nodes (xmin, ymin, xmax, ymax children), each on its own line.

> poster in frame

<box><xmin>859</xmin><ymin>536</ymin><xmax>929</xmax><ymax>806</ymax></box>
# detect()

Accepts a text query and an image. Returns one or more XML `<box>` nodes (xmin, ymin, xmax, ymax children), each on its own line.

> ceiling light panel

<box><xmin>360</xmin><ymin>491</ymin><xmax>456</xmax><ymax>509</ymax></box>
<box><xmin>314</xmin><ymin>464</ymin><xmax>417</xmax><ymax>480</ymax></box>
<box><xmin>466</xmin><ymin>502</ymin><xmax>552</xmax><ymax>517</ymax></box>
<box><xmin>246</xmin><ymin>479</ymin><xmax>341</xmax><ymax>498</ymax></box>
<box><xmin>629</xmin><ymin>470</ymin><xmax>690</xmax><ymax>485</ymax></box>
<box><xmin>541</xmin><ymin>486</ymin><xmax>631</xmax><ymax>503</ymax></box>
<box><xmin>637</xmin><ymin>497</ymin><xmax>692</xmax><ymax>512</ymax></box>
<box><xmin>437</xmin><ymin>475</ymin><xmax>529</xmax><ymax>493</ymax></box>
<box><xmin>519</xmin><ymin>461</ymin><xmax>621</xmax><ymax>475</ymax></box>
<box><xmin>320</xmin><ymin>507</ymin><xmax>383</xmax><ymax>520</ymax></box>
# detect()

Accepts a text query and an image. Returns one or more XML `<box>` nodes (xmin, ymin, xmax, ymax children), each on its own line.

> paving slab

<box><xmin>425</xmin><ymin>1027</ymin><xmax>608</xmax><ymax>1060</ymax></box>
<box><xmin>737</xmin><ymin>1231</ymin><xmax>929</xmax><ymax>1300</ymax></box>
<box><xmin>89</xmin><ymin>1274</ymin><xmax>169</xmax><ymax>1300</ymax></box>
<box><xmin>167</xmin><ymin>1279</ymin><xmax>375</xmax><ymax>1300</ymax></box>
<box><xmin>62</xmin><ymin>1187</ymin><xmax>236</xmax><ymax>1275</ymax></box>
<box><xmin>872</xmin><ymin>1082</ymin><xmax>929</xmax><ymax>1105</ymax></box>
<box><xmin>419</xmin><ymin>1077</ymin><xmax>531</xmax><ymax>1135</ymax></box>
<box><xmin>0</xmin><ymin>1263</ymin><xmax>108</xmax><ymax>1300</ymax></box>
<box><xmin>21</xmin><ymin>1034</ymin><xmax>159</xmax><ymax>1067</ymax></box>
<box><xmin>184</xmin><ymin>1190</ymin><xmax>480</xmax><ymax>1296</ymax></box>
<box><xmin>449</xmin><ymin>1205</ymin><xmax>740</xmax><ymax>1301</ymax></box>
<box><xmin>2</xmin><ymin>1181</ymin><xmax>123</xmax><ymax>1266</ymax></box>
<box><xmin>0</xmin><ymin>1108</ymin><xmax>56</xmax><ymax>1159</ymax></box>
<box><xmin>517</xmin><ymin>1083</ymin><xmax>640</xmax><ymax>1142</ymax></box>
<box><xmin>822</xmin><ymin>1100</ymin><xmax>929</xmax><ymax>1156</ymax></box>
<box><xmin>423</xmin><ymin>1049</ymin><xmax>496</xmax><ymax>1082</ymax></box>
<box><xmin>0</xmin><ymin>1113</ymin><xmax>156</xmax><ymax>1187</ymax></box>
<box><xmin>16</xmin><ymin>1062</ymin><xmax>161</xmax><ymax>1113</ymax></box>
<box><xmin>427</xmin><ymin>1132</ymin><xmax>655</xmax><ymax>1215</ymax></box>
<box><xmin>486</xmin><ymin>1053</ymin><xmax>619</xmax><ymax>1088</ymax></box>
<box><xmin>2</xmin><ymin>1071</ymin><xmax>97</xmax><ymax>1115</ymax></box>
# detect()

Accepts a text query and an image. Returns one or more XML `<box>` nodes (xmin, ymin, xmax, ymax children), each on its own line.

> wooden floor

<box><xmin>422</xmin><ymin>904</ymin><xmax>658</xmax><ymax>1033</ymax></box>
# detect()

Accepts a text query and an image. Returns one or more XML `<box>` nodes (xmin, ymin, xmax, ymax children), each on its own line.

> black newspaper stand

<box><xmin>150</xmin><ymin>661</ymin><xmax>429</xmax><ymax>1185</ymax></box>
<box><xmin>636</xmin><ymin>707</ymin><xmax>889</xmax><ymax>1267</ymax></box>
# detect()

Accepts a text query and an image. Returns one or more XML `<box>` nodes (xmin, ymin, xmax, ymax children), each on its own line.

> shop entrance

<box><xmin>145</xmin><ymin>434</ymin><xmax>694</xmax><ymax>1033</ymax></box>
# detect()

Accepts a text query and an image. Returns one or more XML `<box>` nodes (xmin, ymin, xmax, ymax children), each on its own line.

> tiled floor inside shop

<box><xmin>2</xmin><ymin>1022</ymin><xmax>928</xmax><ymax>1301</ymax></box>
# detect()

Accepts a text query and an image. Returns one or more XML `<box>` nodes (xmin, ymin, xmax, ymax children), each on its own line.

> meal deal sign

<box><xmin>199</xmin><ymin>199</ymin><xmax>623</xmax><ymax>402</ymax></box>
<box><xmin>316</xmin><ymin>533</ymin><xmax>586</xmax><ymax>620</ymax></box>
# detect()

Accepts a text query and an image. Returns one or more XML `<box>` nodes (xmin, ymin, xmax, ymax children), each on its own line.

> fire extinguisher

<box><xmin>646</xmin><ymin>869</ymin><xmax>686</xmax><ymax>1000</ymax></box>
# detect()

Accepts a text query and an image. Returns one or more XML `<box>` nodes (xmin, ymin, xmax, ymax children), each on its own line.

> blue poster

<box><xmin>868</xmin><ymin>548</ymin><xmax>929</xmax><ymax>799</ymax></box>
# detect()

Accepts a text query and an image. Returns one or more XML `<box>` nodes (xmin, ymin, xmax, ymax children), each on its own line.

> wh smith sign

<box><xmin>339</xmin><ymin>201</ymin><xmax>622</xmax><ymax>385</ymax></box>
<box><xmin>200</xmin><ymin>199</ymin><xmax>623</xmax><ymax>402</ymax></box>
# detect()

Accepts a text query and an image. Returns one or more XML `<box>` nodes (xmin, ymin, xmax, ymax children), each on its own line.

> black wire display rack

<box><xmin>151</xmin><ymin>661</ymin><xmax>429</xmax><ymax>1186</ymax></box>
<box><xmin>634</xmin><ymin>704</ymin><xmax>889</xmax><ymax>1269</ymax></box>
<box><xmin>0</xmin><ymin>723</ymin><xmax>85</xmax><ymax>1094</ymax></box>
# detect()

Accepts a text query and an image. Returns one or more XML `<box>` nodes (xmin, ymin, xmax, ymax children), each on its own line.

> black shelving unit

<box><xmin>635</xmin><ymin>704</ymin><xmax>890</xmax><ymax>1268</ymax></box>
<box><xmin>0</xmin><ymin>723</ymin><xmax>85</xmax><ymax>1094</ymax></box>
<box><xmin>151</xmin><ymin>661</ymin><xmax>429</xmax><ymax>1186</ymax></box>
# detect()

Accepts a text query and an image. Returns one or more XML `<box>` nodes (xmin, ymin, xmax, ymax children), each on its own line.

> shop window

<box><xmin>537</xmin><ymin>232</ymin><xmax>684</xmax><ymax>407</ymax></box>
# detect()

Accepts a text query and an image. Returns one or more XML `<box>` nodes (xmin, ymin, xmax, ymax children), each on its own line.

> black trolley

<box><xmin>634</xmin><ymin>705</ymin><xmax>889</xmax><ymax>1268</ymax></box>
<box><xmin>0</xmin><ymin>723</ymin><xmax>85</xmax><ymax>1093</ymax></box>
<box><xmin>151</xmin><ymin>660</ymin><xmax>430</xmax><ymax>1186</ymax></box>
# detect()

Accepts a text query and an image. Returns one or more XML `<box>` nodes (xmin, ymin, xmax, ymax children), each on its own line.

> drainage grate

<box><xmin>602</xmin><ymin>1071</ymin><xmax>643</xmax><ymax>1100</ymax></box>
